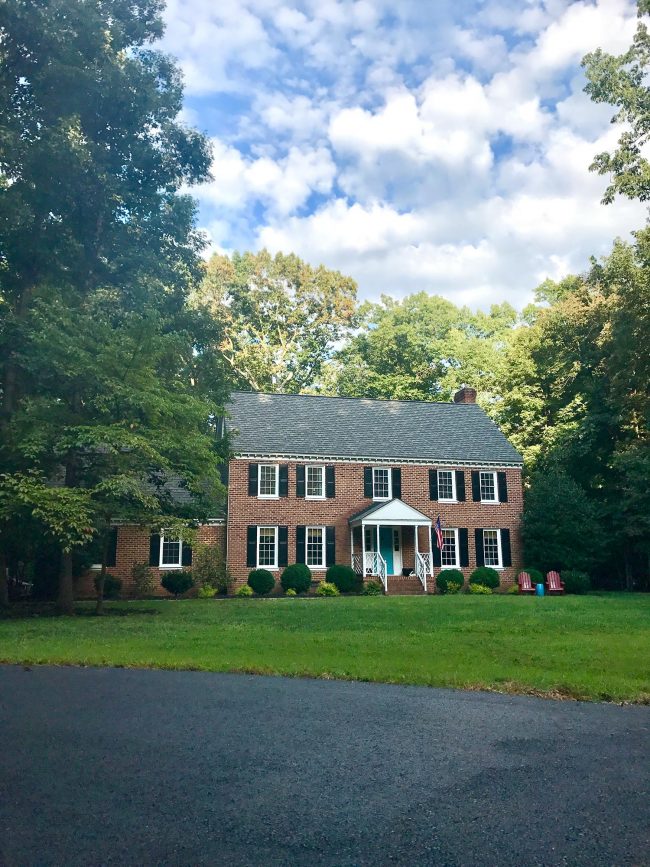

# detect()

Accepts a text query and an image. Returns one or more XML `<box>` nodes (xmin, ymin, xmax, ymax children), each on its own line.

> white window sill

<box><xmin>438</xmin><ymin>499</ymin><xmax>458</xmax><ymax>504</ymax></box>
<box><xmin>484</xmin><ymin>565</ymin><xmax>504</xmax><ymax>570</ymax></box>
<box><xmin>258</xmin><ymin>494</ymin><xmax>279</xmax><ymax>500</ymax></box>
<box><xmin>307</xmin><ymin>565</ymin><xmax>326</xmax><ymax>570</ymax></box>
<box><xmin>306</xmin><ymin>495</ymin><xmax>326</xmax><ymax>501</ymax></box>
<box><xmin>257</xmin><ymin>565</ymin><xmax>279</xmax><ymax>571</ymax></box>
<box><xmin>480</xmin><ymin>499</ymin><xmax>499</xmax><ymax>504</ymax></box>
<box><xmin>160</xmin><ymin>564</ymin><xmax>183</xmax><ymax>570</ymax></box>
<box><xmin>440</xmin><ymin>564</ymin><xmax>461</xmax><ymax>570</ymax></box>
<box><xmin>372</xmin><ymin>496</ymin><xmax>391</xmax><ymax>502</ymax></box>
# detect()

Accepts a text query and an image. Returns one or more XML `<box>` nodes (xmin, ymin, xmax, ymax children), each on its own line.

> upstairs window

<box><xmin>258</xmin><ymin>464</ymin><xmax>279</xmax><ymax>498</ymax></box>
<box><xmin>160</xmin><ymin>533</ymin><xmax>182</xmax><ymax>569</ymax></box>
<box><xmin>441</xmin><ymin>529</ymin><xmax>459</xmax><ymax>568</ymax></box>
<box><xmin>372</xmin><ymin>467</ymin><xmax>391</xmax><ymax>500</ymax></box>
<box><xmin>483</xmin><ymin>529</ymin><xmax>502</xmax><ymax>567</ymax></box>
<box><xmin>306</xmin><ymin>465</ymin><xmax>325</xmax><ymax>499</ymax></box>
<box><xmin>437</xmin><ymin>470</ymin><xmax>456</xmax><ymax>502</ymax></box>
<box><xmin>480</xmin><ymin>471</ymin><xmax>498</xmax><ymax>503</ymax></box>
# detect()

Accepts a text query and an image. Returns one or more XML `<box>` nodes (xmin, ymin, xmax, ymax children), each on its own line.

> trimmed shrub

<box><xmin>506</xmin><ymin>583</ymin><xmax>519</xmax><ymax>594</ymax></box>
<box><xmin>280</xmin><ymin>563</ymin><xmax>312</xmax><ymax>594</ymax></box>
<box><xmin>562</xmin><ymin>570</ymin><xmax>591</xmax><ymax>595</ymax></box>
<box><xmin>197</xmin><ymin>583</ymin><xmax>217</xmax><ymax>599</ymax></box>
<box><xmin>469</xmin><ymin>566</ymin><xmax>500</xmax><ymax>590</ymax></box>
<box><xmin>236</xmin><ymin>584</ymin><xmax>253</xmax><ymax>597</ymax></box>
<box><xmin>94</xmin><ymin>574</ymin><xmax>122</xmax><ymax>600</ymax></box>
<box><xmin>326</xmin><ymin>564</ymin><xmax>358</xmax><ymax>593</ymax></box>
<box><xmin>285</xmin><ymin>588</ymin><xmax>297</xmax><ymax>597</ymax></box>
<box><xmin>435</xmin><ymin>572</ymin><xmax>448</xmax><ymax>594</ymax></box>
<box><xmin>161</xmin><ymin>570</ymin><xmax>193</xmax><ymax>598</ymax></box>
<box><xmin>131</xmin><ymin>562</ymin><xmax>155</xmax><ymax>598</ymax></box>
<box><xmin>523</xmin><ymin>567</ymin><xmax>544</xmax><ymax>585</ymax></box>
<box><xmin>469</xmin><ymin>583</ymin><xmax>493</xmax><ymax>594</ymax></box>
<box><xmin>247</xmin><ymin>568</ymin><xmax>275</xmax><ymax>596</ymax></box>
<box><xmin>362</xmin><ymin>580</ymin><xmax>383</xmax><ymax>596</ymax></box>
<box><xmin>316</xmin><ymin>581</ymin><xmax>340</xmax><ymax>596</ymax></box>
<box><xmin>447</xmin><ymin>581</ymin><xmax>462</xmax><ymax>594</ymax></box>
<box><xmin>193</xmin><ymin>543</ymin><xmax>233</xmax><ymax>595</ymax></box>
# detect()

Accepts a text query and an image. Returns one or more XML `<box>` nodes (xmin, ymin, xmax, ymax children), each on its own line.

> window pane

<box><xmin>373</xmin><ymin>468</ymin><xmax>390</xmax><ymax>498</ymax></box>
<box><xmin>483</xmin><ymin>530</ymin><xmax>500</xmax><ymax>566</ymax></box>
<box><xmin>306</xmin><ymin>466</ymin><xmax>324</xmax><ymax>497</ymax></box>
<box><xmin>441</xmin><ymin>529</ymin><xmax>457</xmax><ymax>566</ymax></box>
<box><xmin>258</xmin><ymin>527</ymin><xmax>276</xmax><ymax>566</ymax></box>
<box><xmin>480</xmin><ymin>472</ymin><xmax>496</xmax><ymax>501</ymax></box>
<box><xmin>438</xmin><ymin>471</ymin><xmax>454</xmax><ymax>500</ymax></box>
<box><xmin>161</xmin><ymin>538</ymin><xmax>181</xmax><ymax>566</ymax></box>
<box><xmin>306</xmin><ymin>527</ymin><xmax>324</xmax><ymax>567</ymax></box>
<box><xmin>259</xmin><ymin>465</ymin><xmax>278</xmax><ymax>496</ymax></box>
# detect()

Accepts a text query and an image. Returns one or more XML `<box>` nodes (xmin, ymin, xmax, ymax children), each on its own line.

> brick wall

<box><xmin>227</xmin><ymin>459</ymin><xmax>523</xmax><ymax>590</ymax></box>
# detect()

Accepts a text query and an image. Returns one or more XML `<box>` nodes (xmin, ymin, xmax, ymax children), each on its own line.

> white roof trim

<box><xmin>351</xmin><ymin>498</ymin><xmax>432</xmax><ymax>526</ymax></box>
<box><xmin>231</xmin><ymin>453</ymin><xmax>522</xmax><ymax>469</ymax></box>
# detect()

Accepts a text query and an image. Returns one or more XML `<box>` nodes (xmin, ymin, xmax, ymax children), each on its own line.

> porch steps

<box><xmin>385</xmin><ymin>575</ymin><xmax>428</xmax><ymax>595</ymax></box>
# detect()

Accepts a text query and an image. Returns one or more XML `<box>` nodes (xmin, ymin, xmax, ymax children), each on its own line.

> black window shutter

<box><xmin>459</xmin><ymin>528</ymin><xmax>469</xmax><ymax>567</ymax></box>
<box><xmin>248</xmin><ymin>463</ymin><xmax>258</xmax><ymax>496</ymax></box>
<box><xmin>475</xmin><ymin>529</ymin><xmax>485</xmax><ymax>566</ymax></box>
<box><xmin>296</xmin><ymin>465</ymin><xmax>305</xmax><ymax>498</ymax></box>
<box><xmin>278</xmin><ymin>526</ymin><xmax>289</xmax><ymax>567</ymax></box>
<box><xmin>149</xmin><ymin>533</ymin><xmax>160</xmax><ymax>567</ymax></box>
<box><xmin>182</xmin><ymin>542</ymin><xmax>192</xmax><ymax>566</ymax></box>
<box><xmin>363</xmin><ymin>467</ymin><xmax>373</xmax><ymax>498</ymax></box>
<box><xmin>246</xmin><ymin>526</ymin><xmax>257</xmax><ymax>567</ymax></box>
<box><xmin>326</xmin><ymin>526</ymin><xmax>336</xmax><ymax>566</ymax></box>
<box><xmin>456</xmin><ymin>471</ymin><xmax>466</xmax><ymax>502</ymax></box>
<box><xmin>391</xmin><ymin>468</ymin><xmax>401</xmax><ymax>499</ymax></box>
<box><xmin>326</xmin><ymin>465</ymin><xmax>336</xmax><ymax>498</ymax></box>
<box><xmin>429</xmin><ymin>469</ymin><xmax>438</xmax><ymax>500</ymax></box>
<box><xmin>471</xmin><ymin>471</ymin><xmax>481</xmax><ymax>502</ymax></box>
<box><xmin>296</xmin><ymin>526</ymin><xmax>306</xmax><ymax>563</ymax></box>
<box><xmin>279</xmin><ymin>465</ymin><xmax>289</xmax><ymax>497</ymax></box>
<box><xmin>432</xmin><ymin>543</ymin><xmax>441</xmax><ymax>567</ymax></box>
<box><xmin>497</xmin><ymin>472</ymin><xmax>508</xmax><ymax>503</ymax></box>
<box><xmin>501</xmin><ymin>529</ymin><xmax>512</xmax><ymax>567</ymax></box>
<box><xmin>106</xmin><ymin>527</ymin><xmax>118</xmax><ymax>567</ymax></box>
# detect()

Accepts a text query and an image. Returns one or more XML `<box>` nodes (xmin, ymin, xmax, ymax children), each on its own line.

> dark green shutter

<box><xmin>326</xmin><ymin>465</ymin><xmax>335</xmax><ymax>498</ymax></box>
<box><xmin>363</xmin><ymin>467</ymin><xmax>373</xmax><ymax>498</ymax></box>
<box><xmin>296</xmin><ymin>526</ymin><xmax>306</xmax><ymax>563</ymax></box>
<box><xmin>296</xmin><ymin>465</ymin><xmax>305</xmax><ymax>498</ymax></box>
<box><xmin>246</xmin><ymin>526</ymin><xmax>257</xmax><ymax>567</ymax></box>
<box><xmin>326</xmin><ymin>527</ymin><xmax>336</xmax><ymax>566</ymax></box>
<box><xmin>391</xmin><ymin>468</ymin><xmax>401</xmax><ymax>499</ymax></box>
<box><xmin>501</xmin><ymin>529</ymin><xmax>512</xmax><ymax>567</ymax></box>
<box><xmin>429</xmin><ymin>469</ymin><xmax>438</xmax><ymax>500</ymax></box>
<box><xmin>106</xmin><ymin>527</ymin><xmax>118</xmax><ymax>567</ymax></box>
<box><xmin>471</xmin><ymin>471</ymin><xmax>481</xmax><ymax>502</ymax></box>
<box><xmin>475</xmin><ymin>529</ymin><xmax>485</xmax><ymax>566</ymax></box>
<box><xmin>432</xmin><ymin>542</ymin><xmax>441</xmax><ymax>567</ymax></box>
<box><xmin>279</xmin><ymin>465</ymin><xmax>289</xmax><ymax>497</ymax></box>
<box><xmin>456</xmin><ymin>471</ymin><xmax>466</xmax><ymax>502</ymax></box>
<box><xmin>149</xmin><ymin>533</ymin><xmax>160</xmax><ymax>567</ymax></box>
<box><xmin>497</xmin><ymin>472</ymin><xmax>508</xmax><ymax>503</ymax></box>
<box><xmin>248</xmin><ymin>464</ymin><xmax>258</xmax><ymax>496</ymax></box>
<box><xmin>278</xmin><ymin>526</ymin><xmax>288</xmax><ymax>567</ymax></box>
<box><xmin>459</xmin><ymin>528</ymin><xmax>469</xmax><ymax>567</ymax></box>
<box><xmin>182</xmin><ymin>542</ymin><xmax>192</xmax><ymax>566</ymax></box>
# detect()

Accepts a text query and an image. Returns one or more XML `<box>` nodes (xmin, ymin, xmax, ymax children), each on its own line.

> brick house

<box><xmin>88</xmin><ymin>386</ymin><xmax>523</xmax><ymax>596</ymax></box>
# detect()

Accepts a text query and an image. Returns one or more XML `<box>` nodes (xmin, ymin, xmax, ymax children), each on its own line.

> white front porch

<box><xmin>349</xmin><ymin>499</ymin><xmax>434</xmax><ymax>594</ymax></box>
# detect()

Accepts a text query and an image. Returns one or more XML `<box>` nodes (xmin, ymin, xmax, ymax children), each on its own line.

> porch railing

<box><xmin>415</xmin><ymin>553</ymin><xmax>429</xmax><ymax>593</ymax></box>
<box><xmin>352</xmin><ymin>554</ymin><xmax>362</xmax><ymax>575</ymax></box>
<box><xmin>361</xmin><ymin>551</ymin><xmax>388</xmax><ymax>592</ymax></box>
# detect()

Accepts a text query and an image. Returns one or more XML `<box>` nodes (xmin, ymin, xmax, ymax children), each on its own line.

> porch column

<box><xmin>414</xmin><ymin>524</ymin><xmax>419</xmax><ymax>558</ymax></box>
<box><xmin>428</xmin><ymin>525</ymin><xmax>434</xmax><ymax>575</ymax></box>
<box><xmin>361</xmin><ymin>522</ymin><xmax>366</xmax><ymax>574</ymax></box>
<box><xmin>350</xmin><ymin>528</ymin><xmax>354</xmax><ymax>569</ymax></box>
<box><xmin>376</xmin><ymin>524</ymin><xmax>380</xmax><ymax>564</ymax></box>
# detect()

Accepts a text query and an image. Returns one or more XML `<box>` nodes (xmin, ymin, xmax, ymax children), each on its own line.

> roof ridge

<box><xmin>229</xmin><ymin>390</ymin><xmax>470</xmax><ymax>407</ymax></box>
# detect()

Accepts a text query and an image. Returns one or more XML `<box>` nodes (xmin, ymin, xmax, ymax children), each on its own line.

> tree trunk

<box><xmin>95</xmin><ymin>534</ymin><xmax>110</xmax><ymax>615</ymax></box>
<box><xmin>57</xmin><ymin>550</ymin><xmax>75</xmax><ymax>615</ymax></box>
<box><xmin>0</xmin><ymin>549</ymin><xmax>8</xmax><ymax>608</ymax></box>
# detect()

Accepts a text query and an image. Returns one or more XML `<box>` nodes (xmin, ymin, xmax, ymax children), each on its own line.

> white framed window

<box><xmin>480</xmin><ymin>471</ymin><xmax>498</xmax><ymax>503</ymax></box>
<box><xmin>306</xmin><ymin>465</ymin><xmax>325</xmax><ymax>499</ymax></box>
<box><xmin>160</xmin><ymin>532</ymin><xmax>183</xmax><ymax>569</ymax></box>
<box><xmin>441</xmin><ymin>528</ymin><xmax>460</xmax><ymax>568</ymax></box>
<box><xmin>306</xmin><ymin>526</ymin><xmax>326</xmax><ymax>569</ymax></box>
<box><xmin>483</xmin><ymin>529</ymin><xmax>503</xmax><ymax>568</ymax></box>
<box><xmin>364</xmin><ymin>526</ymin><xmax>376</xmax><ymax>551</ymax></box>
<box><xmin>258</xmin><ymin>464</ymin><xmax>279</xmax><ymax>498</ymax></box>
<box><xmin>372</xmin><ymin>467</ymin><xmax>391</xmax><ymax>500</ymax></box>
<box><xmin>437</xmin><ymin>470</ymin><xmax>456</xmax><ymax>502</ymax></box>
<box><xmin>257</xmin><ymin>526</ymin><xmax>278</xmax><ymax>568</ymax></box>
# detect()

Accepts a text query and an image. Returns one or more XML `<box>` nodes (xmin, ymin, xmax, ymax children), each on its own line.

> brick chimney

<box><xmin>453</xmin><ymin>386</ymin><xmax>477</xmax><ymax>404</ymax></box>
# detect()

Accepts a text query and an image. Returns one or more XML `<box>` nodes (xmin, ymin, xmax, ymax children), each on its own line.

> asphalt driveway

<box><xmin>0</xmin><ymin>666</ymin><xmax>648</xmax><ymax>866</ymax></box>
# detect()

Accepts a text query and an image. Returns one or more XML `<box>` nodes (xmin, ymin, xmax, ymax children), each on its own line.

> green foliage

<box><xmin>316</xmin><ymin>581</ymin><xmax>340</xmax><ymax>597</ymax></box>
<box><xmin>326</xmin><ymin>564</ymin><xmax>358</xmax><ymax>593</ymax></box>
<box><xmin>469</xmin><ymin>567</ymin><xmax>500</xmax><ymax>589</ymax></box>
<box><xmin>362</xmin><ymin>580</ymin><xmax>383</xmax><ymax>596</ymax></box>
<box><xmin>523</xmin><ymin>568</ymin><xmax>544</xmax><ymax>585</ymax></box>
<box><xmin>562</xmin><ymin>570</ymin><xmax>592</xmax><ymax>595</ymax></box>
<box><xmin>447</xmin><ymin>582</ymin><xmax>462</xmax><ymax>594</ymax></box>
<box><xmin>131</xmin><ymin>562</ymin><xmax>155</xmax><ymax>599</ymax></box>
<box><xmin>280</xmin><ymin>563</ymin><xmax>312</xmax><ymax>594</ymax></box>
<box><xmin>94</xmin><ymin>574</ymin><xmax>122</xmax><ymax>600</ymax></box>
<box><xmin>285</xmin><ymin>588</ymin><xmax>297</xmax><ymax>597</ymax></box>
<box><xmin>247</xmin><ymin>569</ymin><xmax>276</xmax><ymax>596</ymax></box>
<box><xmin>161</xmin><ymin>571</ymin><xmax>194</xmax><ymax>598</ymax></box>
<box><xmin>197</xmin><ymin>584</ymin><xmax>217</xmax><ymax>599</ymax></box>
<box><xmin>469</xmin><ymin>583</ymin><xmax>493</xmax><ymax>594</ymax></box>
<box><xmin>437</xmin><ymin>569</ymin><xmax>464</xmax><ymax>595</ymax></box>
<box><xmin>507</xmin><ymin>584</ymin><xmax>519</xmax><ymax>594</ymax></box>
<box><xmin>192</xmin><ymin>544</ymin><xmax>233</xmax><ymax>595</ymax></box>
<box><xmin>236</xmin><ymin>584</ymin><xmax>254</xmax><ymax>598</ymax></box>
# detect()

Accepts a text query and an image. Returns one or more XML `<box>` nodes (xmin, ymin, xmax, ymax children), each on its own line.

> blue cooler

<box><xmin>535</xmin><ymin>583</ymin><xmax>545</xmax><ymax>596</ymax></box>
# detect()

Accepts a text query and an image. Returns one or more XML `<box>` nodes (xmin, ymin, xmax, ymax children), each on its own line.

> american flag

<box><xmin>435</xmin><ymin>516</ymin><xmax>444</xmax><ymax>550</ymax></box>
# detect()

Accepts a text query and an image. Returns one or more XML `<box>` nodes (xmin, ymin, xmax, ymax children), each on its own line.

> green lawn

<box><xmin>1</xmin><ymin>595</ymin><xmax>649</xmax><ymax>702</ymax></box>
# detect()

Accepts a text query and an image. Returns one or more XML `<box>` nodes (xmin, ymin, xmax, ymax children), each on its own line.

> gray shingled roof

<box><xmin>226</xmin><ymin>392</ymin><xmax>523</xmax><ymax>466</ymax></box>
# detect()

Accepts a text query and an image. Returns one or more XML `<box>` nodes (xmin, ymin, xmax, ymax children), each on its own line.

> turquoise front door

<box><xmin>379</xmin><ymin>526</ymin><xmax>394</xmax><ymax>575</ymax></box>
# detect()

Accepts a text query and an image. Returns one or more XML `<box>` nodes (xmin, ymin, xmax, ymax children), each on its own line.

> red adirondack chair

<box><xmin>517</xmin><ymin>571</ymin><xmax>536</xmax><ymax>594</ymax></box>
<box><xmin>546</xmin><ymin>570</ymin><xmax>565</xmax><ymax>594</ymax></box>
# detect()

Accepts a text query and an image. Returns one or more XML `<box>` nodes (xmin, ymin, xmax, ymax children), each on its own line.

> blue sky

<box><xmin>160</xmin><ymin>0</ymin><xmax>646</xmax><ymax>308</ymax></box>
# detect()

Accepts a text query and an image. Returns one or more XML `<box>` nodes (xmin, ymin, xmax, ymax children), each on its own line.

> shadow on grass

<box><xmin>1</xmin><ymin>603</ymin><xmax>159</xmax><ymax>619</ymax></box>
